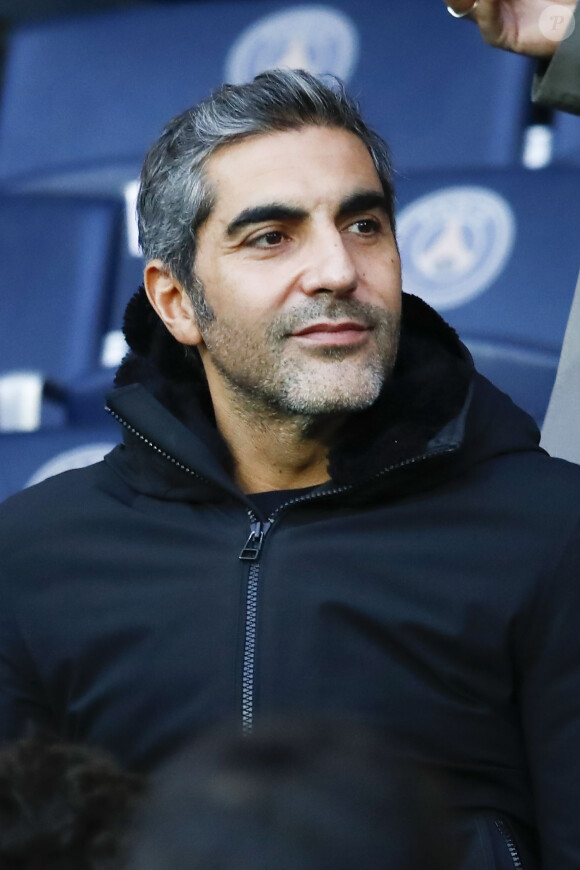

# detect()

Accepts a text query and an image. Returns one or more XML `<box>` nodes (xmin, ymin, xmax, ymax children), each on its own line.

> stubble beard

<box><xmin>187</xmin><ymin>281</ymin><xmax>400</xmax><ymax>424</ymax></box>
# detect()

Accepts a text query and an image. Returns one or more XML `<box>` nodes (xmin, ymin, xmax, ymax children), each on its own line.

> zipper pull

<box><xmin>239</xmin><ymin>520</ymin><xmax>271</xmax><ymax>561</ymax></box>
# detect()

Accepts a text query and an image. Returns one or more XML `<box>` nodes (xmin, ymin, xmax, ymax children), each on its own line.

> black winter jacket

<box><xmin>1</xmin><ymin>291</ymin><xmax>580</xmax><ymax>869</ymax></box>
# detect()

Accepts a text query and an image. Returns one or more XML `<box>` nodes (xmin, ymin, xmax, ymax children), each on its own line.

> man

<box><xmin>1</xmin><ymin>69</ymin><xmax>580</xmax><ymax>868</ymax></box>
<box><xmin>445</xmin><ymin>0</ymin><xmax>580</xmax><ymax>463</ymax></box>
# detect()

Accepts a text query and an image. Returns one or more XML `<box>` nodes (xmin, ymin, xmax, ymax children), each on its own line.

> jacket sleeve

<box><xmin>518</xmin><ymin>514</ymin><xmax>580</xmax><ymax>869</ymax></box>
<box><xmin>532</xmin><ymin>3</ymin><xmax>580</xmax><ymax>115</ymax></box>
<box><xmin>540</xmin><ymin>270</ymin><xmax>580</xmax><ymax>463</ymax></box>
<box><xmin>534</xmin><ymin>1</ymin><xmax>580</xmax><ymax>462</ymax></box>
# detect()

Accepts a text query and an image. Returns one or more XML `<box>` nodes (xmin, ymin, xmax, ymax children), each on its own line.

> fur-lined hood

<box><xmin>106</xmin><ymin>287</ymin><xmax>541</xmax><ymax>497</ymax></box>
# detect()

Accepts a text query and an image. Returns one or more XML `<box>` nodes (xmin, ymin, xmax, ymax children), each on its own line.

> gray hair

<box><xmin>137</xmin><ymin>68</ymin><xmax>395</xmax><ymax>294</ymax></box>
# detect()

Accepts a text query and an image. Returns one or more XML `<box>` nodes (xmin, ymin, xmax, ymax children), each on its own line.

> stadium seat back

<box><xmin>0</xmin><ymin>193</ymin><xmax>123</xmax><ymax>384</ymax></box>
<box><xmin>395</xmin><ymin>166</ymin><xmax>580</xmax><ymax>425</ymax></box>
<box><xmin>0</xmin><ymin>0</ymin><xmax>531</xmax><ymax>194</ymax></box>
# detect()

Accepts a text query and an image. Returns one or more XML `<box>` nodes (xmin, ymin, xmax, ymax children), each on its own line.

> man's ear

<box><xmin>143</xmin><ymin>260</ymin><xmax>202</xmax><ymax>347</ymax></box>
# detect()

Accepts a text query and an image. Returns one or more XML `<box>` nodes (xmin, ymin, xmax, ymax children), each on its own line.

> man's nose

<box><xmin>300</xmin><ymin>228</ymin><xmax>358</xmax><ymax>297</ymax></box>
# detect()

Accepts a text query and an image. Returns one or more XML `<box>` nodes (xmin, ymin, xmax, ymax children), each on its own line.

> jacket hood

<box><xmin>106</xmin><ymin>286</ymin><xmax>543</xmax><ymax>500</ymax></box>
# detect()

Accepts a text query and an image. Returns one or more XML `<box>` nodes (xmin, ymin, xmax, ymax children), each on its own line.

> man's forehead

<box><xmin>203</xmin><ymin>125</ymin><xmax>383</xmax><ymax>222</ymax></box>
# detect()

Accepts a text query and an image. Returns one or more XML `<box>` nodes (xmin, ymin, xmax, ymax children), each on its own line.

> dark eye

<box><xmin>252</xmin><ymin>230</ymin><xmax>286</xmax><ymax>248</ymax></box>
<box><xmin>349</xmin><ymin>218</ymin><xmax>381</xmax><ymax>235</ymax></box>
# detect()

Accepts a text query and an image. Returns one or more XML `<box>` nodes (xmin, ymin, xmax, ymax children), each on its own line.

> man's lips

<box><xmin>291</xmin><ymin>321</ymin><xmax>370</xmax><ymax>346</ymax></box>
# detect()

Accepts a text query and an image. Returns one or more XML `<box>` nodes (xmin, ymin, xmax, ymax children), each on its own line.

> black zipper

<box><xmin>239</xmin><ymin>517</ymin><xmax>271</xmax><ymax>735</ymax></box>
<box><xmin>106</xmin><ymin>407</ymin><xmax>217</xmax><ymax>486</ymax></box>
<box><xmin>234</xmin><ymin>446</ymin><xmax>457</xmax><ymax>734</ymax></box>
<box><xmin>239</xmin><ymin>519</ymin><xmax>271</xmax><ymax>561</ymax></box>
<box><xmin>108</xmin><ymin>406</ymin><xmax>272</xmax><ymax>736</ymax></box>
<box><xmin>494</xmin><ymin>818</ymin><xmax>523</xmax><ymax>869</ymax></box>
<box><xmin>108</xmin><ymin>406</ymin><xmax>459</xmax><ymax>735</ymax></box>
<box><xmin>266</xmin><ymin>444</ymin><xmax>458</xmax><ymax>521</ymax></box>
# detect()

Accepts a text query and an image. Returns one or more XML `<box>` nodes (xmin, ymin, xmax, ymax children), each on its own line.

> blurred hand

<box><xmin>444</xmin><ymin>0</ymin><xmax>577</xmax><ymax>56</ymax></box>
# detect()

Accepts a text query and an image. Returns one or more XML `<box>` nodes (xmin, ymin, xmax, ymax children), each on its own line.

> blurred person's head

<box><xmin>127</xmin><ymin>718</ymin><xmax>460</xmax><ymax>870</ymax></box>
<box><xmin>0</xmin><ymin>736</ymin><xmax>146</xmax><ymax>870</ymax></box>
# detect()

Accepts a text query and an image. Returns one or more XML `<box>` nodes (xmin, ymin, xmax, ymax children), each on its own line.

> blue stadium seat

<box><xmin>0</xmin><ymin>0</ymin><xmax>532</xmax><ymax>195</ymax></box>
<box><xmin>0</xmin><ymin>421</ymin><xmax>119</xmax><ymax>503</ymax></box>
<box><xmin>0</xmin><ymin>192</ymin><xmax>123</xmax><ymax>381</ymax></box>
<box><xmin>395</xmin><ymin>166</ymin><xmax>580</xmax><ymax>425</ymax></box>
<box><xmin>0</xmin><ymin>192</ymin><xmax>124</xmax><ymax>427</ymax></box>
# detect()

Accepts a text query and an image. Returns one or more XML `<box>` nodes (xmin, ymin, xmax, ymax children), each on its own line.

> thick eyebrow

<box><xmin>226</xmin><ymin>203</ymin><xmax>308</xmax><ymax>238</ymax></box>
<box><xmin>225</xmin><ymin>190</ymin><xmax>390</xmax><ymax>239</ymax></box>
<box><xmin>337</xmin><ymin>190</ymin><xmax>390</xmax><ymax>220</ymax></box>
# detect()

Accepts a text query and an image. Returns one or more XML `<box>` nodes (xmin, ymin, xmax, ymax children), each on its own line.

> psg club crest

<box><xmin>225</xmin><ymin>5</ymin><xmax>359</xmax><ymax>85</ymax></box>
<box><xmin>397</xmin><ymin>186</ymin><xmax>516</xmax><ymax>310</ymax></box>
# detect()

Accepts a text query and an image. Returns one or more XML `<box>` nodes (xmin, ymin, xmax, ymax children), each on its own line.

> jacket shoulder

<box><xmin>0</xmin><ymin>460</ymin><xmax>127</xmax><ymax>559</ymax></box>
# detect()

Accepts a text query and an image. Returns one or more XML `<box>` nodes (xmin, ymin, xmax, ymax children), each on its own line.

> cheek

<box><xmin>209</xmin><ymin>265</ymin><xmax>291</xmax><ymax>319</ymax></box>
<box><xmin>379</xmin><ymin>252</ymin><xmax>402</xmax><ymax>291</ymax></box>
<box><xmin>358</xmin><ymin>258</ymin><xmax>402</xmax><ymax>305</ymax></box>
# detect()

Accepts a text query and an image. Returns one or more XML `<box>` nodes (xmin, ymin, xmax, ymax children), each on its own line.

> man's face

<box><xmin>192</xmin><ymin>125</ymin><xmax>402</xmax><ymax>418</ymax></box>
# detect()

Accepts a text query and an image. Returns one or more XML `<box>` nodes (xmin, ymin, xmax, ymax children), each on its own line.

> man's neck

<box><xmin>212</xmin><ymin>396</ymin><xmax>341</xmax><ymax>494</ymax></box>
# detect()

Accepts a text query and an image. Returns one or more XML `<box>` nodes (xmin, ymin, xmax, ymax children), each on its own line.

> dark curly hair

<box><xmin>0</xmin><ymin>737</ymin><xmax>146</xmax><ymax>870</ymax></box>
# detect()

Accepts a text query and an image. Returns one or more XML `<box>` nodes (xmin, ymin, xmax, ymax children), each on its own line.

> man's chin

<box><xmin>279</xmin><ymin>370</ymin><xmax>386</xmax><ymax>417</ymax></box>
